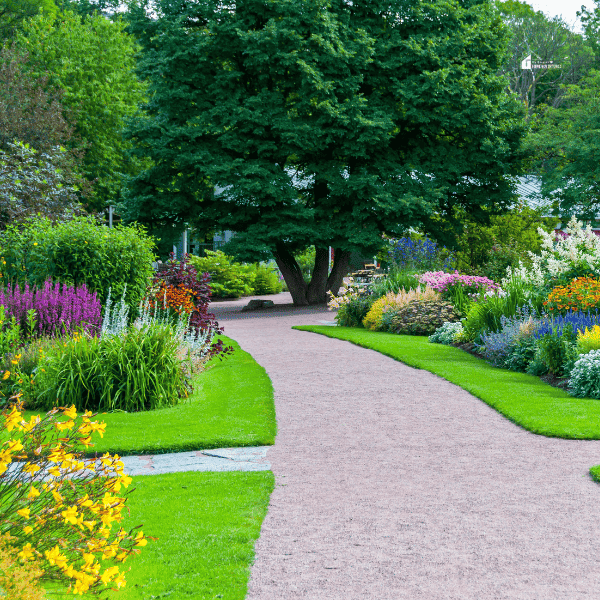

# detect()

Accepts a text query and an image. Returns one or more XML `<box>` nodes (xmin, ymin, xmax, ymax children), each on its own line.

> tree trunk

<box><xmin>306</xmin><ymin>247</ymin><xmax>329</xmax><ymax>304</ymax></box>
<box><xmin>274</xmin><ymin>243</ymin><xmax>352</xmax><ymax>306</ymax></box>
<box><xmin>327</xmin><ymin>249</ymin><xmax>351</xmax><ymax>296</ymax></box>
<box><xmin>273</xmin><ymin>243</ymin><xmax>309</xmax><ymax>305</ymax></box>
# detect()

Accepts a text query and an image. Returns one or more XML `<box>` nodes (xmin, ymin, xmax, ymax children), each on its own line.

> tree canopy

<box><xmin>16</xmin><ymin>10</ymin><xmax>146</xmax><ymax>210</ymax></box>
<box><xmin>123</xmin><ymin>0</ymin><xmax>526</xmax><ymax>304</ymax></box>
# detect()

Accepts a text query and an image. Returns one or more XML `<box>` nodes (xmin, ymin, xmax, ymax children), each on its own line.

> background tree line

<box><xmin>4</xmin><ymin>0</ymin><xmax>600</xmax><ymax>302</ymax></box>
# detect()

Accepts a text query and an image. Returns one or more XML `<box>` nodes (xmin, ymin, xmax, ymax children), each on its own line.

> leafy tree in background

<box><xmin>123</xmin><ymin>0</ymin><xmax>526</xmax><ymax>305</ymax></box>
<box><xmin>495</xmin><ymin>0</ymin><xmax>593</xmax><ymax>118</ymax></box>
<box><xmin>0</xmin><ymin>0</ymin><xmax>56</xmax><ymax>39</ymax></box>
<box><xmin>16</xmin><ymin>11</ymin><xmax>146</xmax><ymax>210</ymax></box>
<box><xmin>525</xmin><ymin>70</ymin><xmax>600</xmax><ymax>220</ymax></box>
<box><xmin>0</xmin><ymin>44</ymin><xmax>72</xmax><ymax>152</ymax></box>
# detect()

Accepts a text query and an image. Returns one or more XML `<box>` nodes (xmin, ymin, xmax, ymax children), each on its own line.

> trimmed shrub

<box><xmin>335</xmin><ymin>295</ymin><xmax>374</xmax><ymax>327</ymax></box>
<box><xmin>569</xmin><ymin>350</ymin><xmax>600</xmax><ymax>398</ymax></box>
<box><xmin>390</xmin><ymin>300</ymin><xmax>460</xmax><ymax>336</ymax></box>
<box><xmin>0</xmin><ymin>216</ymin><xmax>156</xmax><ymax>312</ymax></box>
<box><xmin>251</xmin><ymin>264</ymin><xmax>283</xmax><ymax>295</ymax></box>
<box><xmin>188</xmin><ymin>251</ymin><xmax>254</xmax><ymax>298</ymax></box>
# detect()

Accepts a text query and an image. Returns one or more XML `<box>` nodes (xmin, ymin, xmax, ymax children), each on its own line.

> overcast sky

<box><xmin>528</xmin><ymin>0</ymin><xmax>594</xmax><ymax>28</ymax></box>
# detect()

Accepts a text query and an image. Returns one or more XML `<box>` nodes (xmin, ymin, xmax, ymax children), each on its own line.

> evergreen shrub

<box><xmin>391</xmin><ymin>300</ymin><xmax>459</xmax><ymax>336</ymax></box>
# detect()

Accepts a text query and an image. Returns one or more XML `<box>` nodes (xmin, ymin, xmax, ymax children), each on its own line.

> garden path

<box><xmin>212</xmin><ymin>292</ymin><xmax>600</xmax><ymax>600</ymax></box>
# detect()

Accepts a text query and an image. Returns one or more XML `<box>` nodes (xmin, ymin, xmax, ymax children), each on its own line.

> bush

<box><xmin>476</xmin><ymin>307</ymin><xmax>539</xmax><ymax>368</ymax></box>
<box><xmin>0</xmin><ymin>216</ymin><xmax>156</xmax><ymax>313</ymax></box>
<box><xmin>0</xmin><ymin>402</ymin><xmax>149</xmax><ymax>594</ymax></box>
<box><xmin>31</xmin><ymin>324</ymin><xmax>189</xmax><ymax>412</ymax></box>
<box><xmin>390</xmin><ymin>300</ymin><xmax>460</xmax><ymax>336</ymax></box>
<box><xmin>251</xmin><ymin>264</ymin><xmax>283</xmax><ymax>295</ymax></box>
<box><xmin>569</xmin><ymin>350</ymin><xmax>600</xmax><ymax>398</ymax></box>
<box><xmin>363</xmin><ymin>286</ymin><xmax>440</xmax><ymax>331</ymax></box>
<box><xmin>536</xmin><ymin>326</ymin><xmax>578</xmax><ymax>377</ymax></box>
<box><xmin>429</xmin><ymin>321</ymin><xmax>464</xmax><ymax>345</ymax></box>
<box><xmin>188</xmin><ymin>251</ymin><xmax>254</xmax><ymax>298</ymax></box>
<box><xmin>0</xmin><ymin>280</ymin><xmax>101</xmax><ymax>338</ymax></box>
<box><xmin>334</xmin><ymin>295</ymin><xmax>374</xmax><ymax>327</ymax></box>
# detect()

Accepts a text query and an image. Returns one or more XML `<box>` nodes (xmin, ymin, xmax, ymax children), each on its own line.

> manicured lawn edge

<box><xmin>25</xmin><ymin>336</ymin><xmax>277</xmax><ymax>455</ymax></box>
<box><xmin>293</xmin><ymin>325</ymin><xmax>600</xmax><ymax>439</ymax></box>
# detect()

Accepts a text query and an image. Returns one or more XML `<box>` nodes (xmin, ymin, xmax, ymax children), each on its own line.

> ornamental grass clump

<box><xmin>544</xmin><ymin>277</ymin><xmax>600</xmax><ymax>315</ymax></box>
<box><xmin>0</xmin><ymin>401</ymin><xmax>150</xmax><ymax>595</ymax></box>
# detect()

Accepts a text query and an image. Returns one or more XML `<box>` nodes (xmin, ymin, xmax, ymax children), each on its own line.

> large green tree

<box><xmin>0</xmin><ymin>0</ymin><xmax>56</xmax><ymax>40</ymax></box>
<box><xmin>123</xmin><ymin>0</ymin><xmax>526</xmax><ymax>305</ymax></box>
<box><xmin>16</xmin><ymin>10</ymin><xmax>146</xmax><ymax>210</ymax></box>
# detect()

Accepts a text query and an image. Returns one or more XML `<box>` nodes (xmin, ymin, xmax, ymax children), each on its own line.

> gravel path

<box><xmin>213</xmin><ymin>294</ymin><xmax>600</xmax><ymax>600</ymax></box>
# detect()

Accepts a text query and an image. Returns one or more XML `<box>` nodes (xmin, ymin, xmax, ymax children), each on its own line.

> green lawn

<box><xmin>24</xmin><ymin>336</ymin><xmax>277</xmax><ymax>455</ymax></box>
<box><xmin>294</xmin><ymin>325</ymin><xmax>600</xmax><ymax>439</ymax></box>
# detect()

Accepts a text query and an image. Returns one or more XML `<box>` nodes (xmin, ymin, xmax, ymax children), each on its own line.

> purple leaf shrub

<box><xmin>0</xmin><ymin>279</ymin><xmax>101</xmax><ymax>337</ymax></box>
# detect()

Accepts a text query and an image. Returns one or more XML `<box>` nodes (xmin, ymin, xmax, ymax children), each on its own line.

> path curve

<box><xmin>213</xmin><ymin>294</ymin><xmax>600</xmax><ymax>600</ymax></box>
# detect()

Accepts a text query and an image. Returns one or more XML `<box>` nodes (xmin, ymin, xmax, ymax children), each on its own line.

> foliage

<box><xmin>536</xmin><ymin>327</ymin><xmax>578</xmax><ymax>377</ymax></box>
<box><xmin>454</xmin><ymin>207</ymin><xmax>557</xmax><ymax>280</ymax></box>
<box><xmin>123</xmin><ymin>0</ymin><xmax>526</xmax><ymax>305</ymax></box>
<box><xmin>0</xmin><ymin>44</ymin><xmax>71</xmax><ymax>152</ymax></box>
<box><xmin>188</xmin><ymin>251</ymin><xmax>253</xmax><ymax>299</ymax></box>
<box><xmin>0</xmin><ymin>216</ymin><xmax>156</xmax><ymax>314</ymax></box>
<box><xmin>569</xmin><ymin>349</ymin><xmax>600</xmax><ymax>398</ymax></box>
<box><xmin>370</xmin><ymin>271</ymin><xmax>420</xmax><ymax>299</ymax></box>
<box><xmin>390</xmin><ymin>300</ymin><xmax>460</xmax><ymax>336</ymax></box>
<box><xmin>495</xmin><ymin>1</ymin><xmax>593</xmax><ymax>117</ymax></box>
<box><xmin>0</xmin><ymin>279</ymin><xmax>101</xmax><ymax>337</ymax></box>
<box><xmin>294</xmin><ymin>246</ymin><xmax>316</xmax><ymax>282</ymax></box>
<box><xmin>333</xmin><ymin>295</ymin><xmax>374</xmax><ymax>328</ymax></box>
<box><xmin>0</xmin><ymin>142</ymin><xmax>86</xmax><ymax>228</ymax></box>
<box><xmin>0</xmin><ymin>0</ymin><xmax>56</xmax><ymax>39</ymax></box>
<box><xmin>544</xmin><ymin>277</ymin><xmax>600</xmax><ymax>314</ymax></box>
<box><xmin>0</xmin><ymin>533</ymin><xmax>46</xmax><ymax>599</ymax></box>
<box><xmin>504</xmin><ymin>336</ymin><xmax>538</xmax><ymax>373</ymax></box>
<box><xmin>32</xmin><ymin>324</ymin><xmax>189</xmax><ymax>412</ymax></box>
<box><xmin>476</xmin><ymin>305</ymin><xmax>539</xmax><ymax>367</ymax></box>
<box><xmin>17</xmin><ymin>10</ymin><xmax>147</xmax><ymax>208</ymax></box>
<box><xmin>577</xmin><ymin>325</ymin><xmax>600</xmax><ymax>354</ymax></box>
<box><xmin>386</xmin><ymin>236</ymin><xmax>455</xmax><ymax>273</ymax></box>
<box><xmin>429</xmin><ymin>321</ymin><xmax>464</xmax><ymax>345</ymax></box>
<box><xmin>363</xmin><ymin>286</ymin><xmax>441</xmax><ymax>332</ymax></box>
<box><xmin>150</xmin><ymin>254</ymin><xmax>229</xmax><ymax>360</ymax></box>
<box><xmin>251</xmin><ymin>264</ymin><xmax>283</xmax><ymax>295</ymax></box>
<box><xmin>0</xmin><ymin>402</ymin><xmax>148</xmax><ymax>594</ymax></box>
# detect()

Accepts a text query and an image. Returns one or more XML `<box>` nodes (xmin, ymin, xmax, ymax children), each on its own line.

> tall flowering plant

<box><xmin>387</xmin><ymin>236</ymin><xmax>455</xmax><ymax>272</ymax></box>
<box><xmin>0</xmin><ymin>280</ymin><xmax>101</xmax><ymax>338</ymax></box>
<box><xmin>505</xmin><ymin>216</ymin><xmax>600</xmax><ymax>289</ymax></box>
<box><xmin>0</xmin><ymin>401</ymin><xmax>150</xmax><ymax>595</ymax></box>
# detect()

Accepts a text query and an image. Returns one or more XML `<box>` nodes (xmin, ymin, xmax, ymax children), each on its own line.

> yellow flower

<box><xmin>100</xmin><ymin>566</ymin><xmax>120</xmax><ymax>585</ymax></box>
<box><xmin>17</xmin><ymin>507</ymin><xmax>30</xmax><ymax>519</ymax></box>
<box><xmin>134</xmin><ymin>531</ymin><xmax>147</xmax><ymax>547</ymax></box>
<box><xmin>10</xmin><ymin>359</ymin><xmax>18</xmax><ymax>365</ymax></box>
<box><xmin>45</xmin><ymin>545</ymin><xmax>68</xmax><ymax>569</ymax></box>
<box><xmin>63</xmin><ymin>405</ymin><xmax>77</xmax><ymax>419</ymax></box>
<box><xmin>33</xmin><ymin>242</ymin><xmax>37</xmax><ymax>246</ymax></box>
<box><xmin>23</xmin><ymin>462</ymin><xmax>40</xmax><ymax>475</ymax></box>
<box><xmin>114</xmin><ymin>573</ymin><xmax>126</xmax><ymax>589</ymax></box>
<box><xmin>27</xmin><ymin>486</ymin><xmax>40</xmax><ymax>500</ymax></box>
<box><xmin>61</xmin><ymin>505</ymin><xmax>79</xmax><ymax>525</ymax></box>
<box><xmin>18</xmin><ymin>543</ymin><xmax>34</xmax><ymax>561</ymax></box>
<box><xmin>55</xmin><ymin>419</ymin><xmax>74</xmax><ymax>432</ymax></box>
<box><xmin>3</xmin><ymin>405</ymin><xmax>21</xmax><ymax>430</ymax></box>
<box><xmin>48</xmin><ymin>466</ymin><xmax>61</xmax><ymax>477</ymax></box>
<box><xmin>6</xmin><ymin>439</ymin><xmax>23</xmax><ymax>453</ymax></box>
<box><xmin>22</xmin><ymin>415</ymin><xmax>40</xmax><ymax>432</ymax></box>
<box><xmin>23</xmin><ymin>525</ymin><xmax>33</xmax><ymax>535</ymax></box>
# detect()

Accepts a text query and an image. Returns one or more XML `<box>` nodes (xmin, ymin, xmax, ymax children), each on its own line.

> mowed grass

<box><xmin>23</xmin><ymin>336</ymin><xmax>277</xmax><ymax>455</ymax></box>
<box><xmin>294</xmin><ymin>325</ymin><xmax>600</xmax><ymax>439</ymax></box>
